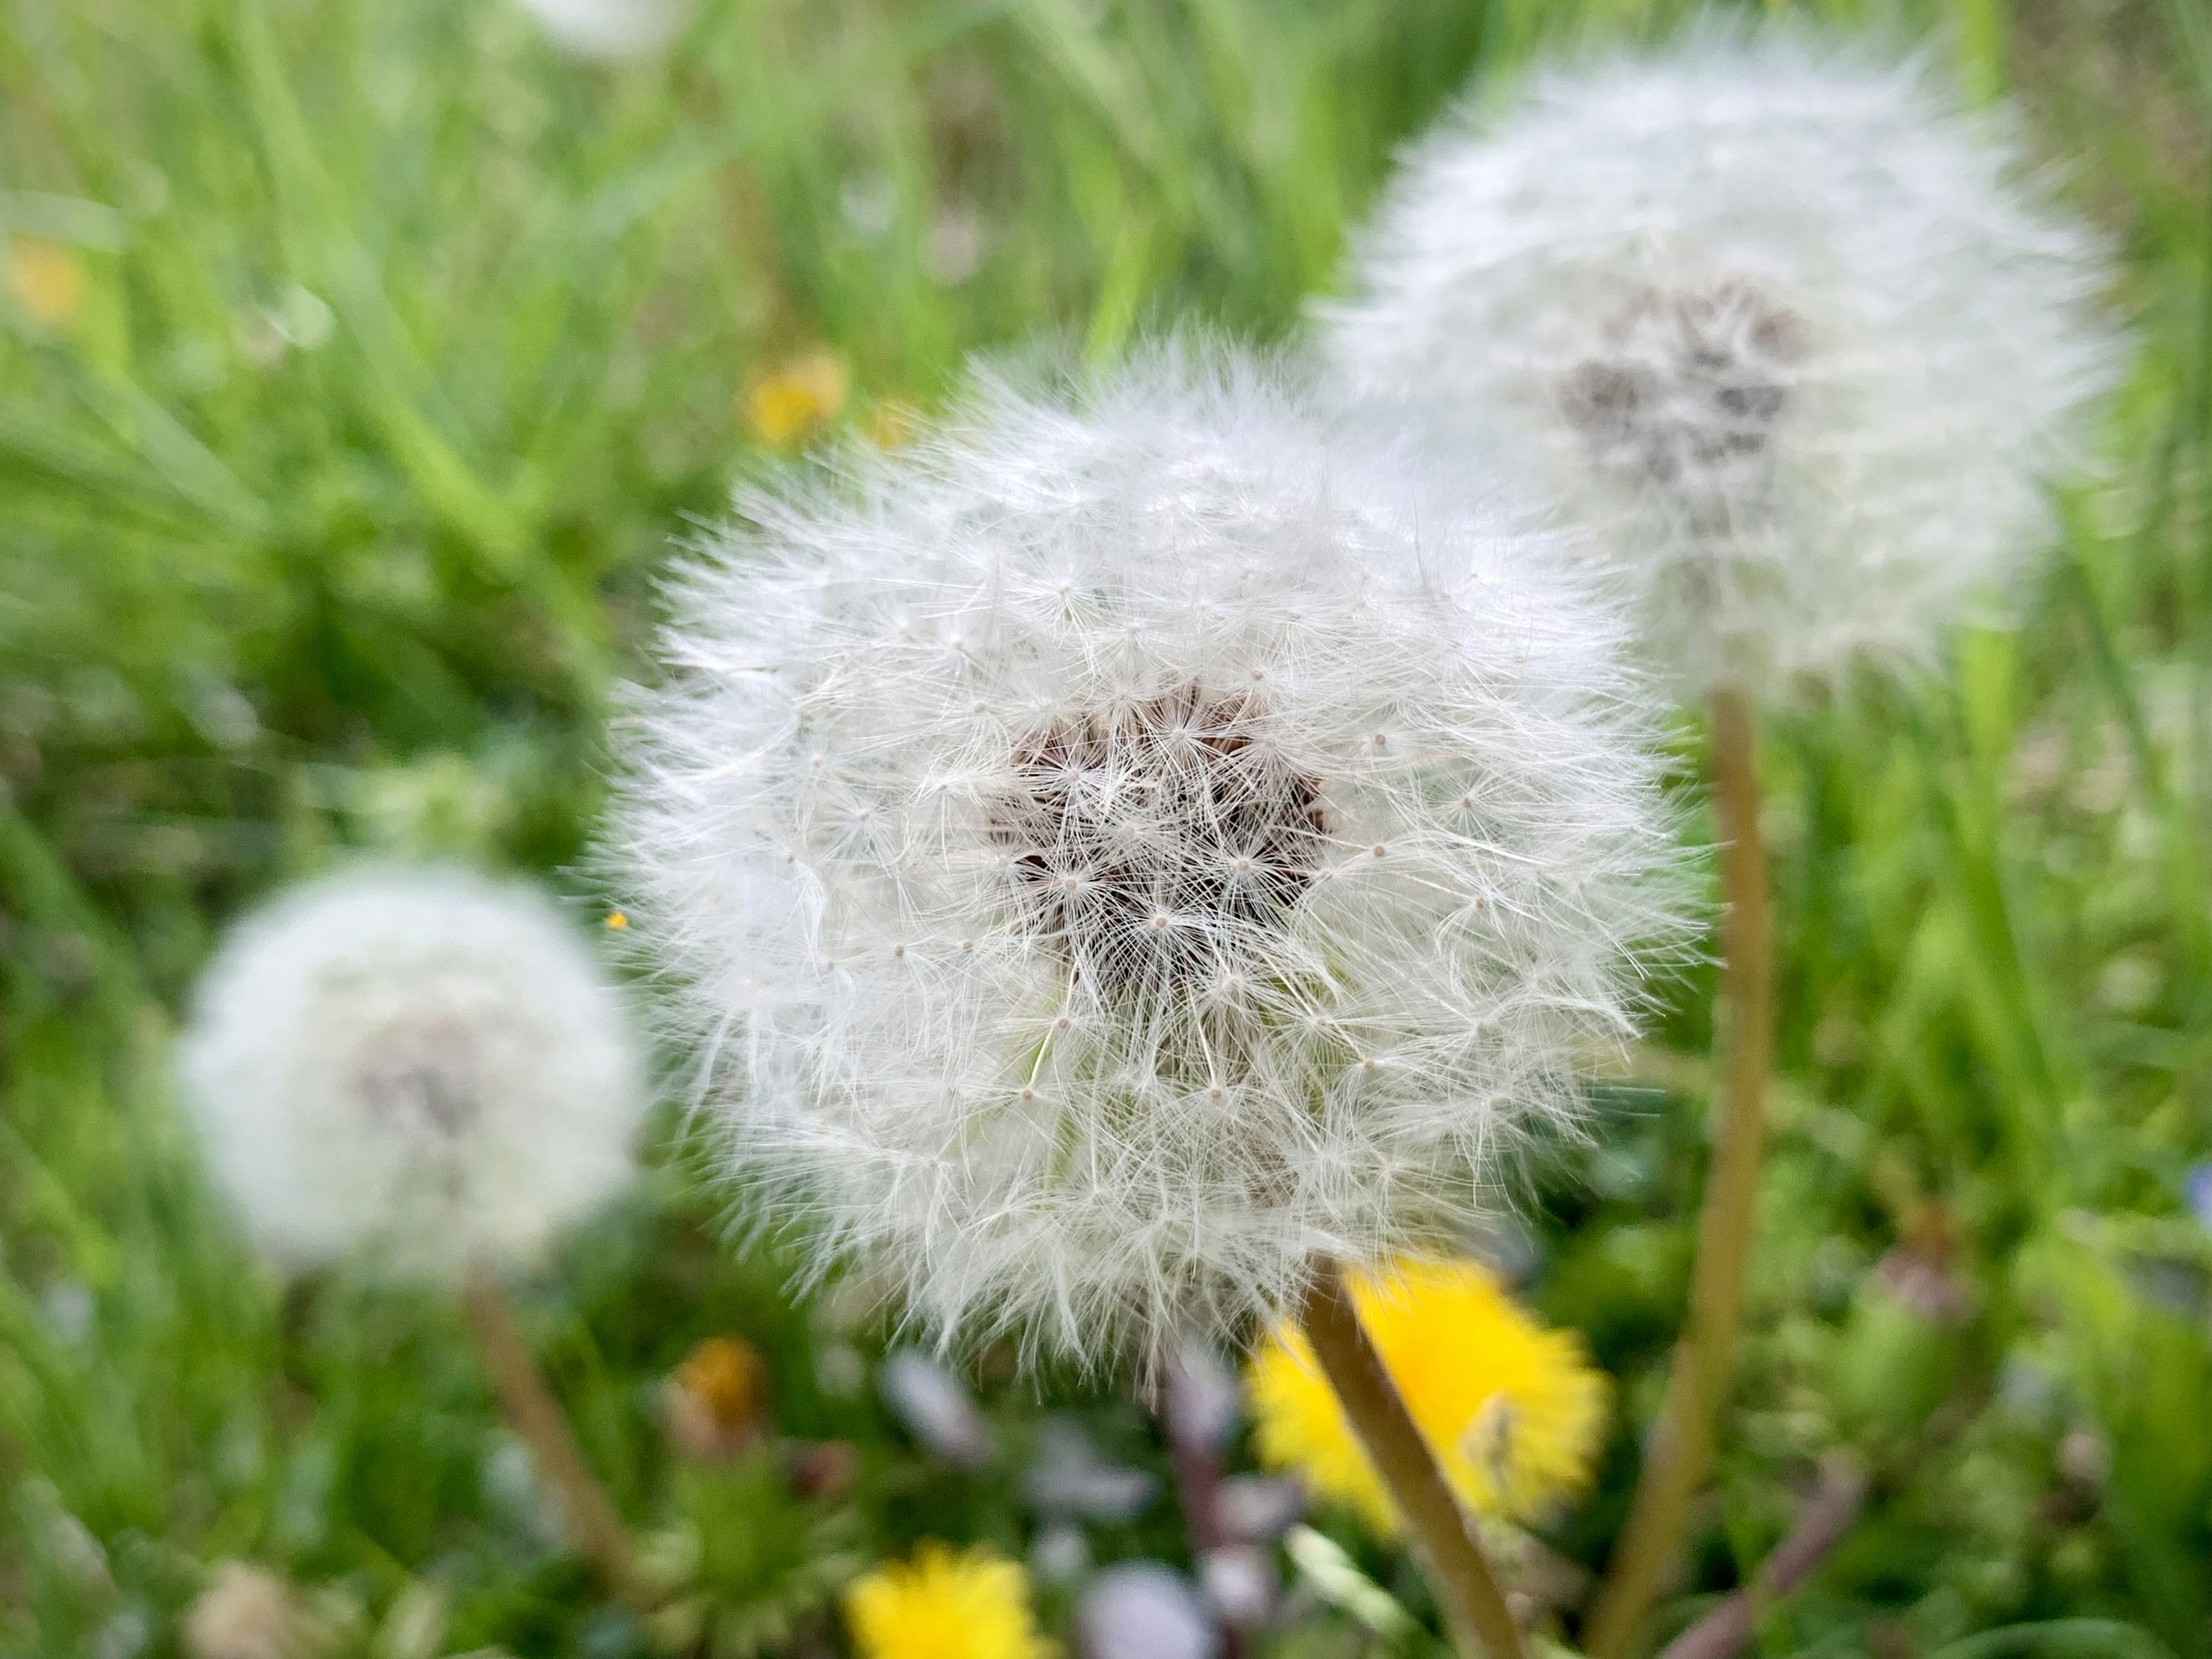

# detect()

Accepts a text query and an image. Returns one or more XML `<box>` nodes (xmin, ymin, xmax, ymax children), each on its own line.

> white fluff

<box><xmin>609</xmin><ymin>346</ymin><xmax>1683</xmax><ymax>1365</ymax></box>
<box><xmin>179</xmin><ymin>866</ymin><xmax>647</xmax><ymax>1280</ymax></box>
<box><xmin>514</xmin><ymin>0</ymin><xmax>686</xmax><ymax>60</ymax></box>
<box><xmin>1324</xmin><ymin>19</ymin><xmax>2126</xmax><ymax>700</ymax></box>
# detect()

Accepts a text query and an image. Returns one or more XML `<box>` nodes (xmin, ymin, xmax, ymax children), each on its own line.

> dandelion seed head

<box><xmin>514</xmin><ymin>0</ymin><xmax>687</xmax><ymax>59</ymax></box>
<box><xmin>178</xmin><ymin>866</ymin><xmax>647</xmax><ymax>1281</ymax></box>
<box><xmin>611</xmin><ymin>343</ymin><xmax>1684</xmax><ymax>1365</ymax></box>
<box><xmin>1325</xmin><ymin>19</ymin><xmax>2127</xmax><ymax>700</ymax></box>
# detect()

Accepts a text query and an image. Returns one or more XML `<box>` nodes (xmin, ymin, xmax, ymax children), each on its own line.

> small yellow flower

<box><xmin>3</xmin><ymin>236</ymin><xmax>86</xmax><ymax>331</ymax></box>
<box><xmin>604</xmin><ymin>910</ymin><xmax>629</xmax><ymax>930</ymax></box>
<box><xmin>846</xmin><ymin>1542</ymin><xmax>1052</xmax><ymax>1659</ymax></box>
<box><xmin>662</xmin><ymin>1332</ymin><xmax>771</xmax><ymax>1460</ymax></box>
<box><xmin>858</xmin><ymin>397</ymin><xmax>923</xmax><ymax>450</ymax></box>
<box><xmin>744</xmin><ymin>349</ymin><xmax>849</xmax><ymax>449</ymax></box>
<box><xmin>1247</xmin><ymin>1257</ymin><xmax>1608</xmax><ymax>1535</ymax></box>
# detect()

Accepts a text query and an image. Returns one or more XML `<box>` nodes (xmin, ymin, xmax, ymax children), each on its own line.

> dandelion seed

<box><xmin>611</xmin><ymin>343</ymin><xmax>1683</xmax><ymax>1365</ymax></box>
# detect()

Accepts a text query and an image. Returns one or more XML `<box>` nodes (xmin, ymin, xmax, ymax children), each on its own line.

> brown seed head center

<box><xmin>988</xmin><ymin>683</ymin><xmax>1327</xmax><ymax>994</ymax></box>
<box><xmin>357</xmin><ymin>1017</ymin><xmax>482</xmax><ymax>1138</ymax></box>
<box><xmin>1559</xmin><ymin>280</ymin><xmax>1808</xmax><ymax>503</ymax></box>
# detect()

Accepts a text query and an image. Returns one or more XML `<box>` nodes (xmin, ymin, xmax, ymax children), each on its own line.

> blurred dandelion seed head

<box><xmin>179</xmin><ymin>866</ymin><xmax>647</xmax><ymax>1281</ymax></box>
<box><xmin>844</xmin><ymin>1543</ymin><xmax>1051</xmax><ymax>1659</ymax></box>
<box><xmin>1325</xmin><ymin>18</ymin><xmax>2127</xmax><ymax>700</ymax></box>
<box><xmin>516</xmin><ymin>0</ymin><xmax>687</xmax><ymax>60</ymax></box>
<box><xmin>1246</xmin><ymin>1257</ymin><xmax>1609</xmax><ymax>1533</ymax></box>
<box><xmin>610</xmin><ymin>342</ymin><xmax>1687</xmax><ymax>1366</ymax></box>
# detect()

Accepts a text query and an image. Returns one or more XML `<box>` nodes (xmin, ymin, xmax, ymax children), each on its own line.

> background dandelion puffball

<box><xmin>1324</xmin><ymin>21</ymin><xmax>2126</xmax><ymax>702</ymax></box>
<box><xmin>611</xmin><ymin>347</ymin><xmax>1684</xmax><ymax>1365</ymax></box>
<box><xmin>514</xmin><ymin>0</ymin><xmax>688</xmax><ymax>60</ymax></box>
<box><xmin>180</xmin><ymin>866</ymin><xmax>647</xmax><ymax>1281</ymax></box>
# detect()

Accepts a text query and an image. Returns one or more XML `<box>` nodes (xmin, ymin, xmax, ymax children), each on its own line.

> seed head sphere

<box><xmin>611</xmin><ymin>346</ymin><xmax>1683</xmax><ymax>1363</ymax></box>
<box><xmin>180</xmin><ymin>866</ymin><xmax>646</xmax><ymax>1281</ymax></box>
<box><xmin>1325</xmin><ymin>21</ymin><xmax>2126</xmax><ymax>699</ymax></box>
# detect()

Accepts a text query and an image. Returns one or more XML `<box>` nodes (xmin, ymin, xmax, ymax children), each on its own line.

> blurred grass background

<box><xmin>3</xmin><ymin>0</ymin><xmax>2211</xmax><ymax>1654</ymax></box>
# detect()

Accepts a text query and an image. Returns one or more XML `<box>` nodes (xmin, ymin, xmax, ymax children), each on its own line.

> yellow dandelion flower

<box><xmin>3</xmin><ymin>236</ymin><xmax>86</xmax><ymax>332</ymax></box>
<box><xmin>846</xmin><ymin>1543</ymin><xmax>1052</xmax><ymax>1659</ymax></box>
<box><xmin>744</xmin><ymin>349</ymin><xmax>849</xmax><ymax>449</ymax></box>
<box><xmin>1247</xmin><ymin>1257</ymin><xmax>1608</xmax><ymax>1535</ymax></box>
<box><xmin>858</xmin><ymin>396</ymin><xmax>923</xmax><ymax>450</ymax></box>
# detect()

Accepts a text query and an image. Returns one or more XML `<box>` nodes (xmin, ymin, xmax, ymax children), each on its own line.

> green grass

<box><xmin>3</xmin><ymin>0</ymin><xmax>2211</xmax><ymax>1654</ymax></box>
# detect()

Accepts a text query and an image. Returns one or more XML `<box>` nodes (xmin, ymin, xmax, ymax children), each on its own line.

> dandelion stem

<box><xmin>1584</xmin><ymin>686</ymin><xmax>1772</xmax><ymax>1658</ymax></box>
<box><xmin>461</xmin><ymin>1271</ymin><xmax>653</xmax><ymax>1614</ymax></box>
<box><xmin>1297</xmin><ymin>1259</ymin><xmax>1528</xmax><ymax>1659</ymax></box>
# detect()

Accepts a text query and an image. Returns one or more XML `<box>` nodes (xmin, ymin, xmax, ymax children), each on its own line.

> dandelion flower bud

<box><xmin>1325</xmin><ymin>21</ymin><xmax>2126</xmax><ymax>700</ymax></box>
<box><xmin>179</xmin><ymin>866</ymin><xmax>647</xmax><ymax>1281</ymax></box>
<box><xmin>612</xmin><ymin>345</ymin><xmax>1683</xmax><ymax>1363</ymax></box>
<box><xmin>1246</xmin><ymin>1258</ymin><xmax>1607</xmax><ymax>1533</ymax></box>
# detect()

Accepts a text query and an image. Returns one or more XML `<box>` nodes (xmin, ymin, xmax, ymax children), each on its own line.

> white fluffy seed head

<box><xmin>1324</xmin><ymin>18</ymin><xmax>2127</xmax><ymax>703</ymax></box>
<box><xmin>513</xmin><ymin>0</ymin><xmax>687</xmax><ymax>59</ymax></box>
<box><xmin>609</xmin><ymin>343</ymin><xmax>1686</xmax><ymax>1366</ymax></box>
<box><xmin>179</xmin><ymin>866</ymin><xmax>648</xmax><ymax>1282</ymax></box>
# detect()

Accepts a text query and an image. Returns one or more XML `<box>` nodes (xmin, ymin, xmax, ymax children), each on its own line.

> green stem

<box><xmin>1584</xmin><ymin>685</ymin><xmax>1773</xmax><ymax>1658</ymax></box>
<box><xmin>1297</xmin><ymin>1260</ymin><xmax>1528</xmax><ymax>1659</ymax></box>
<box><xmin>462</xmin><ymin>1272</ymin><xmax>653</xmax><ymax>1615</ymax></box>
